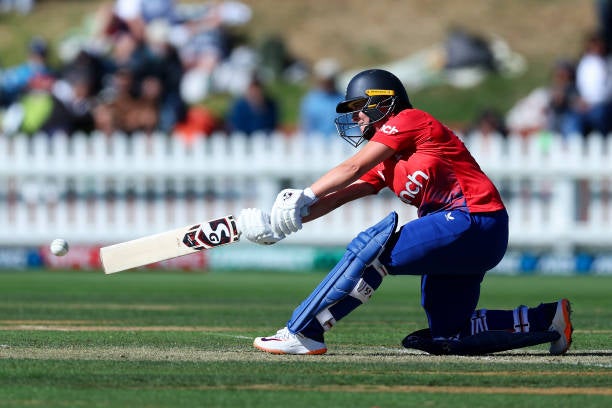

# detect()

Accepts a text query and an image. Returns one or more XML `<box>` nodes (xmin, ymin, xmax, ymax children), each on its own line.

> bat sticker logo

<box><xmin>182</xmin><ymin>216</ymin><xmax>238</xmax><ymax>250</ymax></box>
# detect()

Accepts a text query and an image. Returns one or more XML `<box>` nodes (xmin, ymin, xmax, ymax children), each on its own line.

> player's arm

<box><xmin>270</xmin><ymin>141</ymin><xmax>395</xmax><ymax>235</ymax></box>
<box><xmin>310</xmin><ymin>140</ymin><xmax>395</xmax><ymax>197</ymax></box>
<box><xmin>303</xmin><ymin>181</ymin><xmax>377</xmax><ymax>222</ymax></box>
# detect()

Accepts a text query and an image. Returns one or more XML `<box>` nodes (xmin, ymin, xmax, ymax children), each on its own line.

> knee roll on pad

<box><xmin>287</xmin><ymin>212</ymin><xmax>398</xmax><ymax>333</ymax></box>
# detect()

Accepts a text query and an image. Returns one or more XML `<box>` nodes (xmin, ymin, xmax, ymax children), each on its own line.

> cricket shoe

<box><xmin>253</xmin><ymin>327</ymin><xmax>327</xmax><ymax>355</ymax></box>
<box><xmin>548</xmin><ymin>299</ymin><xmax>573</xmax><ymax>355</ymax></box>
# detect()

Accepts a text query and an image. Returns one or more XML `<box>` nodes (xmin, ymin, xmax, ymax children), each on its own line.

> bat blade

<box><xmin>100</xmin><ymin>215</ymin><xmax>239</xmax><ymax>274</ymax></box>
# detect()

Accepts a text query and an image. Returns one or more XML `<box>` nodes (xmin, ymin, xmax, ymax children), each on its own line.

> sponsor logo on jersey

<box><xmin>380</xmin><ymin>124</ymin><xmax>399</xmax><ymax>135</ymax></box>
<box><xmin>399</xmin><ymin>170</ymin><xmax>429</xmax><ymax>204</ymax></box>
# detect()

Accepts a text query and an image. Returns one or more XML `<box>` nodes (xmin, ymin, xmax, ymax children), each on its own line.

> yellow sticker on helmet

<box><xmin>365</xmin><ymin>89</ymin><xmax>395</xmax><ymax>96</ymax></box>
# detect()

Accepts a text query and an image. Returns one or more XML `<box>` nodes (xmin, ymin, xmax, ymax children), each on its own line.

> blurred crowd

<box><xmin>501</xmin><ymin>29</ymin><xmax>612</xmax><ymax>140</ymax></box>
<box><xmin>0</xmin><ymin>0</ymin><xmax>34</xmax><ymax>14</ymax></box>
<box><xmin>470</xmin><ymin>1</ymin><xmax>612</xmax><ymax>141</ymax></box>
<box><xmin>1</xmin><ymin>0</ymin><xmax>611</xmax><ymax>143</ymax></box>
<box><xmin>0</xmin><ymin>0</ymin><xmax>327</xmax><ymax>142</ymax></box>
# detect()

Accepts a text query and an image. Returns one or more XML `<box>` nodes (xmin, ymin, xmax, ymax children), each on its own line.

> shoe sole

<box><xmin>550</xmin><ymin>299</ymin><xmax>573</xmax><ymax>355</ymax></box>
<box><xmin>253</xmin><ymin>341</ymin><xmax>327</xmax><ymax>355</ymax></box>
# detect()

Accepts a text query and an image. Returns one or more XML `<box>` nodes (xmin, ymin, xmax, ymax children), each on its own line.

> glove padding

<box><xmin>237</xmin><ymin>208</ymin><xmax>285</xmax><ymax>245</ymax></box>
<box><xmin>270</xmin><ymin>187</ymin><xmax>317</xmax><ymax>236</ymax></box>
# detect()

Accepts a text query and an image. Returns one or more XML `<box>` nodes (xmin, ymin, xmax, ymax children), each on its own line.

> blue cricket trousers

<box><xmin>378</xmin><ymin>208</ymin><xmax>509</xmax><ymax>338</ymax></box>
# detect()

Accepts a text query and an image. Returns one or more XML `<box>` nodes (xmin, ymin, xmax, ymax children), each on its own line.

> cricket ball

<box><xmin>50</xmin><ymin>238</ymin><xmax>69</xmax><ymax>256</ymax></box>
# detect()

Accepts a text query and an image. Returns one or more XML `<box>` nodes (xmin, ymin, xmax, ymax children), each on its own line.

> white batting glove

<box><xmin>237</xmin><ymin>208</ymin><xmax>285</xmax><ymax>245</ymax></box>
<box><xmin>270</xmin><ymin>187</ymin><xmax>317</xmax><ymax>236</ymax></box>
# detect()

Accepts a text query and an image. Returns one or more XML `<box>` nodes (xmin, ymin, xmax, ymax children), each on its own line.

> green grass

<box><xmin>0</xmin><ymin>270</ymin><xmax>610</xmax><ymax>407</ymax></box>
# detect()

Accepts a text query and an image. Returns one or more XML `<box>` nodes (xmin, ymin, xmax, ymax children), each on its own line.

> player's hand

<box><xmin>270</xmin><ymin>188</ymin><xmax>317</xmax><ymax>236</ymax></box>
<box><xmin>237</xmin><ymin>208</ymin><xmax>285</xmax><ymax>245</ymax></box>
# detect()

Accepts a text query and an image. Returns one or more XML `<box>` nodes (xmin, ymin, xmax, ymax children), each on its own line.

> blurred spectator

<box><xmin>63</xmin><ymin>0</ymin><xmax>252</xmax><ymax>109</ymax></box>
<box><xmin>469</xmin><ymin>108</ymin><xmax>507</xmax><ymax>138</ymax></box>
<box><xmin>94</xmin><ymin>67</ymin><xmax>159</xmax><ymax>135</ymax></box>
<box><xmin>107</xmin><ymin>0</ymin><xmax>177</xmax><ymax>42</ymax></box>
<box><xmin>0</xmin><ymin>69</ymin><xmax>96</xmax><ymax>137</ymax></box>
<box><xmin>179</xmin><ymin>17</ymin><xmax>228</xmax><ymax>73</ymax></box>
<box><xmin>299</xmin><ymin>58</ymin><xmax>343</xmax><ymax>138</ymax></box>
<box><xmin>173</xmin><ymin>105</ymin><xmax>220</xmax><ymax>145</ymax></box>
<box><xmin>60</xmin><ymin>50</ymin><xmax>111</xmax><ymax>98</ymax></box>
<box><xmin>177</xmin><ymin>2</ymin><xmax>253</xmax><ymax>102</ymax></box>
<box><xmin>0</xmin><ymin>37</ymin><xmax>53</xmax><ymax>107</ymax></box>
<box><xmin>211</xmin><ymin>45</ymin><xmax>259</xmax><ymax>97</ymax></box>
<box><xmin>546</xmin><ymin>59</ymin><xmax>581</xmax><ymax>138</ymax></box>
<box><xmin>109</xmin><ymin>31</ymin><xmax>143</xmax><ymax>75</ymax></box>
<box><xmin>177</xmin><ymin>1</ymin><xmax>251</xmax><ymax>69</ymax></box>
<box><xmin>507</xmin><ymin>32</ymin><xmax>612</xmax><ymax>139</ymax></box>
<box><xmin>226</xmin><ymin>75</ymin><xmax>278</xmax><ymax>135</ymax></box>
<box><xmin>0</xmin><ymin>0</ymin><xmax>34</xmax><ymax>14</ymax></box>
<box><xmin>505</xmin><ymin>86</ymin><xmax>550</xmax><ymax>137</ymax></box>
<box><xmin>130</xmin><ymin>19</ymin><xmax>187</xmax><ymax>132</ymax></box>
<box><xmin>117</xmin><ymin>0</ymin><xmax>177</xmax><ymax>24</ymax></box>
<box><xmin>175</xmin><ymin>5</ymin><xmax>234</xmax><ymax>105</ymax></box>
<box><xmin>37</xmin><ymin>69</ymin><xmax>96</xmax><ymax>135</ymax></box>
<box><xmin>574</xmin><ymin>30</ymin><xmax>612</xmax><ymax>135</ymax></box>
<box><xmin>4</xmin><ymin>73</ymin><xmax>55</xmax><ymax>135</ymax></box>
<box><xmin>99</xmin><ymin>24</ymin><xmax>186</xmax><ymax>133</ymax></box>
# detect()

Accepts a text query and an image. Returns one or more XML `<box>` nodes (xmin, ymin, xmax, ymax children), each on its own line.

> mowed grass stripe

<box><xmin>2</xmin><ymin>345</ymin><xmax>611</xmax><ymax>366</ymax></box>
<box><xmin>0</xmin><ymin>324</ymin><xmax>250</xmax><ymax>332</ymax></box>
<box><xmin>0</xmin><ymin>303</ymin><xmax>286</xmax><ymax>311</ymax></box>
<box><xmin>7</xmin><ymin>345</ymin><xmax>609</xmax><ymax>379</ymax></box>
<box><xmin>145</xmin><ymin>384</ymin><xmax>612</xmax><ymax>396</ymax></box>
<box><xmin>0</xmin><ymin>321</ymin><xmax>610</xmax><ymax>334</ymax></box>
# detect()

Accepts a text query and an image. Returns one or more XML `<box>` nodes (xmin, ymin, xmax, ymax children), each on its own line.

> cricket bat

<box><xmin>100</xmin><ymin>215</ymin><xmax>240</xmax><ymax>274</ymax></box>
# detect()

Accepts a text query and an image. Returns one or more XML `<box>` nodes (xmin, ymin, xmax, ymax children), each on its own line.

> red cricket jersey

<box><xmin>360</xmin><ymin>108</ymin><xmax>505</xmax><ymax>217</ymax></box>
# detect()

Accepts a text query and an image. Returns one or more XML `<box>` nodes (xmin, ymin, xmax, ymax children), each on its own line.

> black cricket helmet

<box><xmin>334</xmin><ymin>69</ymin><xmax>412</xmax><ymax>147</ymax></box>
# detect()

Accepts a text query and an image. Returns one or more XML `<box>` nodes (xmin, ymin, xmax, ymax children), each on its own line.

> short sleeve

<box><xmin>359</xmin><ymin>166</ymin><xmax>386</xmax><ymax>192</ymax></box>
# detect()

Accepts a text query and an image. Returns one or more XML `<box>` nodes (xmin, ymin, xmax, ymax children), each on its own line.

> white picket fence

<box><xmin>0</xmin><ymin>130</ymin><xmax>611</xmax><ymax>252</ymax></box>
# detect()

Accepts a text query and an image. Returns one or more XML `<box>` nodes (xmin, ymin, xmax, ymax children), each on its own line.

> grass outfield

<box><xmin>0</xmin><ymin>270</ymin><xmax>610</xmax><ymax>408</ymax></box>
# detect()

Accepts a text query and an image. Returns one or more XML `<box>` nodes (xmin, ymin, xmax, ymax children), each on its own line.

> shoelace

<box><xmin>274</xmin><ymin>328</ymin><xmax>294</xmax><ymax>340</ymax></box>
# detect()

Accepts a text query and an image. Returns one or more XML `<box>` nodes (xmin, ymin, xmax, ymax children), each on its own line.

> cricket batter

<box><xmin>237</xmin><ymin>69</ymin><xmax>573</xmax><ymax>355</ymax></box>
